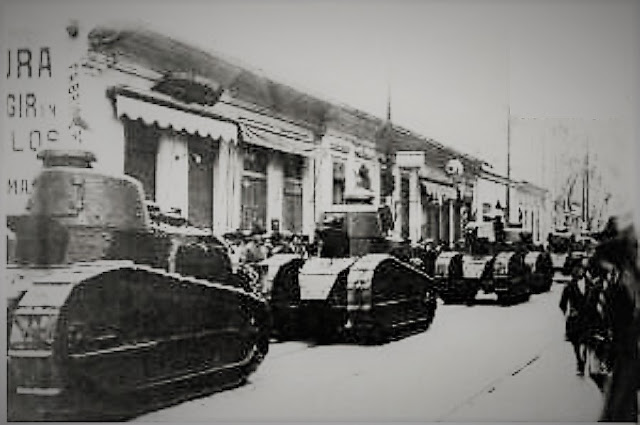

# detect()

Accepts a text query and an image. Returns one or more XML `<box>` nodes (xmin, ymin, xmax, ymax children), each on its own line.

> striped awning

<box><xmin>115</xmin><ymin>93</ymin><xmax>237</xmax><ymax>142</ymax></box>
<box><xmin>421</xmin><ymin>180</ymin><xmax>458</xmax><ymax>202</ymax></box>
<box><xmin>239</xmin><ymin>123</ymin><xmax>316</xmax><ymax>157</ymax></box>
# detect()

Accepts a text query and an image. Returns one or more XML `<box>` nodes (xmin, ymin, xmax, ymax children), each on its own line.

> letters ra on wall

<box><xmin>4</xmin><ymin>25</ymin><xmax>85</xmax><ymax>215</ymax></box>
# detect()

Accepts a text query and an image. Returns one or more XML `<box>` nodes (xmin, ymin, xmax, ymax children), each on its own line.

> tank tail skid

<box><xmin>345</xmin><ymin>255</ymin><xmax>437</xmax><ymax>343</ymax></box>
<box><xmin>263</xmin><ymin>257</ymin><xmax>306</xmax><ymax>340</ymax></box>
<box><xmin>528</xmin><ymin>252</ymin><xmax>554</xmax><ymax>294</ymax></box>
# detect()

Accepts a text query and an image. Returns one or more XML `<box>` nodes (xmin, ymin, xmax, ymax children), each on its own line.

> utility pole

<box><xmin>585</xmin><ymin>135</ymin><xmax>590</xmax><ymax>231</ymax></box>
<box><xmin>505</xmin><ymin>47</ymin><xmax>511</xmax><ymax>225</ymax></box>
<box><xmin>506</xmin><ymin>105</ymin><xmax>511</xmax><ymax>224</ymax></box>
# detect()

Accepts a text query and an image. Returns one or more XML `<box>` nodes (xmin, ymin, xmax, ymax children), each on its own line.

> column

<box><xmin>371</xmin><ymin>157</ymin><xmax>381</xmax><ymax>206</ymax></box>
<box><xmin>438</xmin><ymin>199</ymin><xmax>444</xmax><ymax>244</ymax></box>
<box><xmin>302</xmin><ymin>155</ymin><xmax>316</xmax><ymax>239</ymax></box>
<box><xmin>156</xmin><ymin>133</ymin><xmax>188</xmax><ymax>216</ymax></box>
<box><xmin>473</xmin><ymin>179</ymin><xmax>482</xmax><ymax>222</ymax></box>
<box><xmin>266</xmin><ymin>152</ymin><xmax>284</xmax><ymax>234</ymax></box>
<box><xmin>213</xmin><ymin>138</ymin><xmax>241</xmax><ymax>235</ymax></box>
<box><xmin>393</xmin><ymin>165</ymin><xmax>402</xmax><ymax>239</ymax></box>
<box><xmin>409</xmin><ymin>168</ymin><xmax>421</xmax><ymax>243</ymax></box>
<box><xmin>314</xmin><ymin>141</ymin><xmax>332</xmax><ymax>219</ymax></box>
<box><xmin>212</xmin><ymin>139</ymin><xmax>229</xmax><ymax>235</ymax></box>
<box><xmin>449</xmin><ymin>199</ymin><xmax>455</xmax><ymax>248</ymax></box>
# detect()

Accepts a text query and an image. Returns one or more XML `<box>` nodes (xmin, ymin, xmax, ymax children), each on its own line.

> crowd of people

<box><xmin>559</xmin><ymin>216</ymin><xmax>639</xmax><ymax>422</ymax></box>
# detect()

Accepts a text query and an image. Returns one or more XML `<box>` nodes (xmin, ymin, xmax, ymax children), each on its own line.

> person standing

<box><xmin>593</xmin><ymin>217</ymin><xmax>639</xmax><ymax>422</ymax></box>
<box><xmin>560</xmin><ymin>261</ymin><xmax>592</xmax><ymax>376</ymax></box>
<box><xmin>582</xmin><ymin>260</ymin><xmax>613</xmax><ymax>392</ymax></box>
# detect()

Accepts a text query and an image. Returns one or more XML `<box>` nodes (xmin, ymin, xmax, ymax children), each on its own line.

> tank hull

<box><xmin>550</xmin><ymin>253</ymin><xmax>569</xmax><ymax>272</ymax></box>
<box><xmin>264</xmin><ymin>254</ymin><xmax>437</xmax><ymax>343</ymax></box>
<box><xmin>256</xmin><ymin>254</ymin><xmax>305</xmax><ymax>340</ymax></box>
<box><xmin>435</xmin><ymin>250</ymin><xmax>533</xmax><ymax>305</ymax></box>
<box><xmin>435</xmin><ymin>253</ymin><xmax>492</xmax><ymax>304</ymax></box>
<box><xmin>492</xmin><ymin>251</ymin><xmax>531</xmax><ymax>305</ymax></box>
<box><xmin>7</xmin><ymin>262</ymin><xmax>270</xmax><ymax>421</ymax></box>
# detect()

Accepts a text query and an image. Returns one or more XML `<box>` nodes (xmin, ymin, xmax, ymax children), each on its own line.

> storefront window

<box><xmin>123</xmin><ymin>118</ymin><xmax>159</xmax><ymax>200</ymax></box>
<box><xmin>187</xmin><ymin>136</ymin><xmax>214</xmax><ymax>229</ymax></box>
<box><xmin>356</xmin><ymin>163</ymin><xmax>371</xmax><ymax>190</ymax></box>
<box><xmin>243</xmin><ymin>145</ymin><xmax>268</xmax><ymax>174</ymax></box>
<box><xmin>283</xmin><ymin>153</ymin><xmax>304</xmax><ymax>233</ymax></box>
<box><xmin>241</xmin><ymin>145</ymin><xmax>268</xmax><ymax>232</ymax></box>
<box><xmin>332</xmin><ymin>160</ymin><xmax>346</xmax><ymax>205</ymax></box>
<box><xmin>284</xmin><ymin>154</ymin><xmax>304</xmax><ymax>180</ymax></box>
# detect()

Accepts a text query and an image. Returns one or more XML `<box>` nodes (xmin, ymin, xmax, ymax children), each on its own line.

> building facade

<box><xmin>3</xmin><ymin>22</ymin><xmax>549</xmax><ymax>247</ymax></box>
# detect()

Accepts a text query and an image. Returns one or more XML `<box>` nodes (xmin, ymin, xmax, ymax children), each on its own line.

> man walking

<box><xmin>560</xmin><ymin>260</ymin><xmax>591</xmax><ymax>376</ymax></box>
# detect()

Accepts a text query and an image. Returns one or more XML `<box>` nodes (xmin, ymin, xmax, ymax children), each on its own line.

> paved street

<box><xmin>136</xmin><ymin>276</ymin><xmax>604</xmax><ymax>422</ymax></box>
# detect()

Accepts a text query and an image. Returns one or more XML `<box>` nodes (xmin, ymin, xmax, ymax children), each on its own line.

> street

<box><xmin>135</xmin><ymin>276</ymin><xmax>603</xmax><ymax>422</ymax></box>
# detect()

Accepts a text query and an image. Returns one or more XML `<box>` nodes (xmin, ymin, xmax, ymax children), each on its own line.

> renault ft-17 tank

<box><xmin>6</xmin><ymin>150</ymin><xmax>270</xmax><ymax>421</ymax></box>
<box><xmin>562</xmin><ymin>233</ymin><xmax>596</xmax><ymax>276</ymax></box>
<box><xmin>547</xmin><ymin>229</ymin><xmax>573</xmax><ymax>273</ymax></box>
<box><xmin>519</xmin><ymin>232</ymin><xmax>554</xmax><ymax>293</ymax></box>
<box><xmin>258</xmin><ymin>196</ymin><xmax>437</xmax><ymax>343</ymax></box>
<box><xmin>434</xmin><ymin>220</ymin><xmax>531</xmax><ymax>305</ymax></box>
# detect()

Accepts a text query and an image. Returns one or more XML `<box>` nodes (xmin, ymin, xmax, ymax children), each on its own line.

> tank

<box><xmin>520</xmin><ymin>232</ymin><xmax>554</xmax><ymax>293</ymax></box>
<box><xmin>547</xmin><ymin>229</ymin><xmax>573</xmax><ymax>273</ymax></box>
<box><xmin>6</xmin><ymin>150</ymin><xmax>270</xmax><ymax>421</ymax></box>
<box><xmin>258</xmin><ymin>201</ymin><xmax>437</xmax><ymax>343</ymax></box>
<box><xmin>562</xmin><ymin>233</ymin><xmax>595</xmax><ymax>276</ymax></box>
<box><xmin>434</xmin><ymin>220</ymin><xmax>532</xmax><ymax>305</ymax></box>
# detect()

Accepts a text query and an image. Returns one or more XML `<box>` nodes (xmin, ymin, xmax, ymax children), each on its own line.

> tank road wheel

<box><xmin>521</xmin><ymin>286</ymin><xmax>532</xmax><ymax>303</ymax></box>
<box><xmin>270</xmin><ymin>261</ymin><xmax>303</xmax><ymax>341</ymax></box>
<box><xmin>463</xmin><ymin>288</ymin><xmax>477</xmax><ymax>306</ymax></box>
<box><xmin>360</xmin><ymin>321</ymin><xmax>388</xmax><ymax>345</ymax></box>
<box><xmin>244</xmin><ymin>315</ymin><xmax>270</xmax><ymax>376</ymax></box>
<box><xmin>441</xmin><ymin>291</ymin><xmax>464</xmax><ymax>305</ymax></box>
<box><xmin>497</xmin><ymin>292</ymin><xmax>514</xmax><ymax>306</ymax></box>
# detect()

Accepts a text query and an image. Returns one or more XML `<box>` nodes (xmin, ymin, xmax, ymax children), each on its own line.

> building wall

<box><xmin>474</xmin><ymin>176</ymin><xmax>507</xmax><ymax>222</ymax></box>
<box><xmin>319</xmin><ymin>130</ymin><xmax>380</xmax><ymax>215</ymax></box>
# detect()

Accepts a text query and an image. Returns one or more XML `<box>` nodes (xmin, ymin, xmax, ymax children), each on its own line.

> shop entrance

<box><xmin>187</xmin><ymin>137</ymin><xmax>214</xmax><ymax>229</ymax></box>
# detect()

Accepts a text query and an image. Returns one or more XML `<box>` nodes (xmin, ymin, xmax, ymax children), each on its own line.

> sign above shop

<box><xmin>396</xmin><ymin>151</ymin><xmax>425</xmax><ymax>168</ymax></box>
<box><xmin>152</xmin><ymin>72</ymin><xmax>224</xmax><ymax>106</ymax></box>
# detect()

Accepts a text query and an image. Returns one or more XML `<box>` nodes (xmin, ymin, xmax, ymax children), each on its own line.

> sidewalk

<box><xmin>445</xmin><ymin>319</ymin><xmax>605</xmax><ymax>422</ymax></box>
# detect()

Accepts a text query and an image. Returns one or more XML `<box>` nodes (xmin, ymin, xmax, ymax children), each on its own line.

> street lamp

<box><xmin>445</xmin><ymin>158</ymin><xmax>465</xmax><ymax>195</ymax></box>
<box><xmin>445</xmin><ymin>158</ymin><xmax>466</xmax><ymax>244</ymax></box>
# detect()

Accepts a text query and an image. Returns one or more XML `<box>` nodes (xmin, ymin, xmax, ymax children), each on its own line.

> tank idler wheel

<box><xmin>315</xmin><ymin>312</ymin><xmax>345</xmax><ymax>344</ymax></box>
<box><xmin>244</xmin><ymin>333</ymin><xmax>270</xmax><ymax>375</ymax></box>
<box><xmin>358</xmin><ymin>321</ymin><xmax>388</xmax><ymax>345</ymax></box>
<box><xmin>441</xmin><ymin>293</ymin><xmax>463</xmax><ymax>304</ymax></box>
<box><xmin>464</xmin><ymin>289</ymin><xmax>477</xmax><ymax>306</ymax></box>
<box><xmin>272</xmin><ymin>307</ymin><xmax>299</xmax><ymax>341</ymax></box>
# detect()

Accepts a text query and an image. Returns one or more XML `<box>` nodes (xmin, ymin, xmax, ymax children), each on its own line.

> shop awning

<box><xmin>421</xmin><ymin>180</ymin><xmax>457</xmax><ymax>202</ymax></box>
<box><xmin>239</xmin><ymin>123</ymin><xmax>316</xmax><ymax>157</ymax></box>
<box><xmin>115</xmin><ymin>93</ymin><xmax>238</xmax><ymax>142</ymax></box>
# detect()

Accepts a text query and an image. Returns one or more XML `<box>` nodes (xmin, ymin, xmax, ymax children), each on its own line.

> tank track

<box><xmin>267</xmin><ymin>254</ymin><xmax>437</xmax><ymax>344</ymax></box>
<box><xmin>7</xmin><ymin>261</ymin><xmax>270</xmax><ymax>421</ymax></box>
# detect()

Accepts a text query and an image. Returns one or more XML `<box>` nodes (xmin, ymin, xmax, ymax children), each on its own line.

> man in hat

<box><xmin>593</xmin><ymin>215</ymin><xmax>639</xmax><ymax>422</ymax></box>
<box><xmin>559</xmin><ymin>259</ymin><xmax>592</xmax><ymax>376</ymax></box>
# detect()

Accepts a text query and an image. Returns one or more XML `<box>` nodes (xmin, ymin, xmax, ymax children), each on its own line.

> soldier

<box><xmin>559</xmin><ymin>260</ymin><xmax>592</xmax><ymax>375</ymax></box>
<box><xmin>593</xmin><ymin>216</ymin><xmax>639</xmax><ymax>422</ymax></box>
